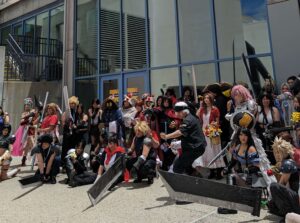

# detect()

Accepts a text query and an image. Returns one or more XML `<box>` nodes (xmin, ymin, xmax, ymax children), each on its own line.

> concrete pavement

<box><xmin>0</xmin><ymin>158</ymin><xmax>281</xmax><ymax>223</ymax></box>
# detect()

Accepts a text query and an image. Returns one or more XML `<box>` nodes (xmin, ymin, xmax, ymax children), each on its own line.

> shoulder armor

<box><xmin>143</xmin><ymin>137</ymin><xmax>152</xmax><ymax>147</ymax></box>
<box><xmin>280</xmin><ymin>159</ymin><xmax>298</xmax><ymax>174</ymax></box>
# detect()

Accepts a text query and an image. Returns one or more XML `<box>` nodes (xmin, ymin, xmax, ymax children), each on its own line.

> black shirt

<box><xmin>36</xmin><ymin>145</ymin><xmax>59</xmax><ymax>166</ymax></box>
<box><xmin>179</xmin><ymin>113</ymin><xmax>206</xmax><ymax>151</ymax></box>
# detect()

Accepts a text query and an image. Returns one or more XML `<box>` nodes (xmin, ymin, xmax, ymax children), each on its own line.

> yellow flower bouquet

<box><xmin>204</xmin><ymin>123</ymin><xmax>222</xmax><ymax>145</ymax></box>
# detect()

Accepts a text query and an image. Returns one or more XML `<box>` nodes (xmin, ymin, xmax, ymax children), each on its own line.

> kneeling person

<box><xmin>65</xmin><ymin>140</ymin><xmax>89</xmax><ymax>185</ymax></box>
<box><xmin>35</xmin><ymin>134</ymin><xmax>60</xmax><ymax>184</ymax></box>
<box><xmin>96</xmin><ymin>133</ymin><xmax>125</xmax><ymax>188</ymax></box>
<box><xmin>127</xmin><ymin>121</ymin><xmax>159</xmax><ymax>184</ymax></box>
<box><xmin>0</xmin><ymin>124</ymin><xmax>18</xmax><ymax>181</ymax></box>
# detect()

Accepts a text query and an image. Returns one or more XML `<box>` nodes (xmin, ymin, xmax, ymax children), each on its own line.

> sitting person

<box><xmin>35</xmin><ymin>134</ymin><xmax>61</xmax><ymax>184</ymax></box>
<box><xmin>225</xmin><ymin>128</ymin><xmax>263</xmax><ymax>187</ymax></box>
<box><xmin>126</xmin><ymin>121</ymin><xmax>160</xmax><ymax>184</ymax></box>
<box><xmin>65</xmin><ymin>140</ymin><xmax>89</xmax><ymax>184</ymax></box>
<box><xmin>90</xmin><ymin>132</ymin><xmax>108</xmax><ymax>173</ymax></box>
<box><xmin>0</xmin><ymin>124</ymin><xmax>19</xmax><ymax>181</ymax></box>
<box><xmin>272</xmin><ymin>136</ymin><xmax>299</xmax><ymax>193</ymax></box>
<box><xmin>96</xmin><ymin>133</ymin><xmax>126</xmax><ymax>188</ymax></box>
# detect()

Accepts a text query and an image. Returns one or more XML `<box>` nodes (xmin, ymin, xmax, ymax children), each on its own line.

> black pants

<box><xmin>269</xmin><ymin>183</ymin><xmax>300</xmax><ymax>217</ymax></box>
<box><xmin>126</xmin><ymin>157</ymin><xmax>156</xmax><ymax>179</ymax></box>
<box><xmin>73</xmin><ymin>172</ymin><xmax>97</xmax><ymax>186</ymax></box>
<box><xmin>173</xmin><ymin>147</ymin><xmax>204</xmax><ymax>174</ymax></box>
<box><xmin>61</xmin><ymin>133</ymin><xmax>77</xmax><ymax>167</ymax></box>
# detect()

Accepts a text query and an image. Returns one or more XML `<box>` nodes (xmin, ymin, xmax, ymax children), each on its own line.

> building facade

<box><xmin>0</xmin><ymin>0</ymin><xmax>278</xmax><ymax>118</ymax></box>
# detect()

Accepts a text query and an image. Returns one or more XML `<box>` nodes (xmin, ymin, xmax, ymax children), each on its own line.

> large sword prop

<box><xmin>208</xmin><ymin>141</ymin><xmax>232</xmax><ymax>167</ymax></box>
<box><xmin>242</xmin><ymin>53</ymin><xmax>257</xmax><ymax>99</ymax></box>
<box><xmin>63</xmin><ymin>86</ymin><xmax>74</xmax><ymax>122</ymax></box>
<box><xmin>31</xmin><ymin>91</ymin><xmax>49</xmax><ymax>170</ymax></box>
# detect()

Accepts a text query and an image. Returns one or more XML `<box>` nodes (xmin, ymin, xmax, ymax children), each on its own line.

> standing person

<box><xmin>255</xmin><ymin>92</ymin><xmax>281</xmax><ymax>164</ymax></box>
<box><xmin>121</xmin><ymin>94</ymin><xmax>137</xmax><ymax>148</ymax></box>
<box><xmin>61</xmin><ymin>96</ymin><xmax>79</xmax><ymax>168</ymax></box>
<box><xmin>160</xmin><ymin>102</ymin><xmax>206</xmax><ymax>175</ymax></box>
<box><xmin>277</xmin><ymin>83</ymin><xmax>294</xmax><ymax>126</ymax></box>
<box><xmin>75</xmin><ymin>103</ymin><xmax>89</xmax><ymax>144</ymax></box>
<box><xmin>37</xmin><ymin>103</ymin><xmax>59</xmax><ymax>138</ymax></box>
<box><xmin>88</xmin><ymin>99</ymin><xmax>102</xmax><ymax>159</ymax></box>
<box><xmin>194</xmin><ymin>93</ymin><xmax>225</xmax><ymax>180</ymax></box>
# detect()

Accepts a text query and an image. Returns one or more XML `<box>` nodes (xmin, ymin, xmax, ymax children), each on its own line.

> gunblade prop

<box><xmin>159</xmin><ymin>170</ymin><xmax>262</xmax><ymax>217</ymax></box>
<box><xmin>87</xmin><ymin>156</ymin><xmax>125</xmax><ymax>206</ymax></box>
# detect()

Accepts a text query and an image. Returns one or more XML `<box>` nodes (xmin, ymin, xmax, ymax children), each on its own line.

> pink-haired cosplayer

<box><xmin>226</xmin><ymin>85</ymin><xmax>277</xmax><ymax>191</ymax></box>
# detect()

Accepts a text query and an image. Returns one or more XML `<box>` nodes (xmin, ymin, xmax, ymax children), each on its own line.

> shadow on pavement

<box><xmin>144</xmin><ymin>196</ymin><xmax>175</xmax><ymax>210</ymax></box>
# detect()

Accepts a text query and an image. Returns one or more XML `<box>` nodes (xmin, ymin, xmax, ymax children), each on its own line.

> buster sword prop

<box><xmin>31</xmin><ymin>91</ymin><xmax>49</xmax><ymax>170</ymax></box>
<box><xmin>242</xmin><ymin>53</ymin><xmax>257</xmax><ymax>99</ymax></box>
<box><xmin>87</xmin><ymin>155</ymin><xmax>125</xmax><ymax>206</ymax></box>
<box><xmin>13</xmin><ymin>175</ymin><xmax>43</xmax><ymax>200</ymax></box>
<box><xmin>159</xmin><ymin>170</ymin><xmax>262</xmax><ymax>217</ymax></box>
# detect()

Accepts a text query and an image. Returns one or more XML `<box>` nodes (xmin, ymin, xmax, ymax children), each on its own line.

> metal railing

<box><xmin>5</xmin><ymin>34</ymin><xmax>62</xmax><ymax>81</ymax></box>
<box><xmin>76</xmin><ymin>57</ymin><xmax>109</xmax><ymax>77</ymax></box>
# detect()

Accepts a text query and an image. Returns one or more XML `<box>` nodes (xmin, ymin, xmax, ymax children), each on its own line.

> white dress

<box><xmin>192</xmin><ymin>112</ymin><xmax>225</xmax><ymax>169</ymax></box>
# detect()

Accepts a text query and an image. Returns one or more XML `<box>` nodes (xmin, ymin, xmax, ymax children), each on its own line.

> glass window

<box><xmin>0</xmin><ymin>26</ymin><xmax>11</xmax><ymax>45</ymax></box>
<box><xmin>103</xmin><ymin>78</ymin><xmax>120</xmax><ymax>102</ymax></box>
<box><xmin>241</xmin><ymin>0</ymin><xmax>271</xmax><ymax>54</ymax></box>
<box><xmin>123</xmin><ymin>0</ymin><xmax>146</xmax><ymax>71</ymax></box>
<box><xmin>178</xmin><ymin>0</ymin><xmax>214</xmax><ymax>63</ymax></box>
<box><xmin>181</xmin><ymin>64</ymin><xmax>216</xmax><ymax>97</ymax></box>
<box><xmin>125</xmin><ymin>74</ymin><xmax>146</xmax><ymax>98</ymax></box>
<box><xmin>24</xmin><ymin>17</ymin><xmax>35</xmax><ymax>37</ymax></box>
<box><xmin>214</xmin><ymin>0</ymin><xmax>246</xmax><ymax>59</ymax></box>
<box><xmin>50</xmin><ymin>6</ymin><xmax>64</xmax><ymax>41</ymax></box>
<box><xmin>219</xmin><ymin>59</ymin><xmax>249</xmax><ymax>84</ymax></box>
<box><xmin>13</xmin><ymin>23</ymin><xmax>23</xmax><ymax>35</ymax></box>
<box><xmin>151</xmin><ymin>67</ymin><xmax>179</xmax><ymax>98</ymax></box>
<box><xmin>36</xmin><ymin>12</ymin><xmax>49</xmax><ymax>39</ymax></box>
<box><xmin>76</xmin><ymin>0</ymin><xmax>97</xmax><ymax>77</ymax></box>
<box><xmin>148</xmin><ymin>0</ymin><xmax>177</xmax><ymax>67</ymax></box>
<box><xmin>75</xmin><ymin>78</ymin><xmax>98</xmax><ymax>110</ymax></box>
<box><xmin>100</xmin><ymin>0</ymin><xmax>121</xmax><ymax>74</ymax></box>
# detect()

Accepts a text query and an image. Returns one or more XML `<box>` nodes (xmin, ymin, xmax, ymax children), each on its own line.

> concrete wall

<box><xmin>3</xmin><ymin>81</ymin><xmax>62</xmax><ymax>132</ymax></box>
<box><xmin>268</xmin><ymin>0</ymin><xmax>300</xmax><ymax>87</ymax></box>
<box><xmin>0</xmin><ymin>0</ymin><xmax>58</xmax><ymax>24</ymax></box>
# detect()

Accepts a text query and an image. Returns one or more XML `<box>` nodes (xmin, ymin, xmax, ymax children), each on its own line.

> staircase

<box><xmin>4</xmin><ymin>34</ymin><xmax>63</xmax><ymax>81</ymax></box>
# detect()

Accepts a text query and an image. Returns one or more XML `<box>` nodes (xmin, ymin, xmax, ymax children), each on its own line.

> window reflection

<box><xmin>151</xmin><ymin>68</ymin><xmax>179</xmax><ymax>98</ymax></box>
<box><xmin>148</xmin><ymin>0</ymin><xmax>177</xmax><ymax>67</ymax></box>
<box><xmin>178</xmin><ymin>0</ymin><xmax>214</xmax><ymax>63</ymax></box>
<box><xmin>75</xmin><ymin>78</ymin><xmax>98</xmax><ymax>110</ymax></box>
<box><xmin>76</xmin><ymin>0</ymin><xmax>97</xmax><ymax>77</ymax></box>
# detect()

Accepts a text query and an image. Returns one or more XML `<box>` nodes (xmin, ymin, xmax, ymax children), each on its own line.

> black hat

<box><xmin>38</xmin><ymin>134</ymin><xmax>53</xmax><ymax>144</ymax></box>
<box><xmin>2</xmin><ymin>124</ymin><xmax>11</xmax><ymax>135</ymax></box>
<box><xmin>174</xmin><ymin>102</ymin><xmax>188</xmax><ymax>112</ymax></box>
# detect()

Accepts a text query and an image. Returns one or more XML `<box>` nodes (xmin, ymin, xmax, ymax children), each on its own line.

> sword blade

<box><xmin>13</xmin><ymin>182</ymin><xmax>43</xmax><ymax>201</ymax></box>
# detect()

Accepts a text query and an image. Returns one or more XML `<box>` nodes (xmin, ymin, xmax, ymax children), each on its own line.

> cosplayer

<box><xmin>121</xmin><ymin>94</ymin><xmax>137</xmax><ymax>148</ymax></box>
<box><xmin>13</xmin><ymin>98</ymin><xmax>39</xmax><ymax>166</ymax></box>
<box><xmin>194</xmin><ymin>93</ymin><xmax>225</xmax><ymax>180</ymax></box>
<box><xmin>272</xmin><ymin>136</ymin><xmax>299</xmax><ymax>193</ymax></box>
<box><xmin>37</xmin><ymin>103</ymin><xmax>59</xmax><ymax>138</ymax></box>
<box><xmin>160</xmin><ymin>102</ymin><xmax>206</xmax><ymax>175</ymax></box>
<box><xmin>102</xmin><ymin>96</ymin><xmax>124</xmax><ymax>142</ymax></box>
<box><xmin>61</xmin><ymin>96</ymin><xmax>79</xmax><ymax>168</ymax></box>
<box><xmin>96</xmin><ymin>133</ymin><xmax>125</xmax><ymax>188</ymax></box>
<box><xmin>225</xmin><ymin>85</ymin><xmax>277</xmax><ymax>188</ymax></box>
<box><xmin>225</xmin><ymin>128</ymin><xmax>263</xmax><ymax>187</ymax></box>
<box><xmin>66</xmin><ymin>141</ymin><xmax>94</xmax><ymax>187</ymax></box>
<box><xmin>35</xmin><ymin>134</ymin><xmax>60</xmax><ymax>184</ymax></box>
<box><xmin>0</xmin><ymin>124</ymin><xmax>18</xmax><ymax>181</ymax></box>
<box><xmin>127</xmin><ymin>121</ymin><xmax>159</xmax><ymax>184</ymax></box>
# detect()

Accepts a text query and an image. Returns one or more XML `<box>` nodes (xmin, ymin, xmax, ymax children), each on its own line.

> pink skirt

<box><xmin>12</xmin><ymin>126</ymin><xmax>24</xmax><ymax>156</ymax></box>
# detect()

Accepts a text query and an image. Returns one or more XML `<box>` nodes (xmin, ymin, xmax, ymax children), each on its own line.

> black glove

<box><xmin>133</xmin><ymin>157</ymin><xmax>145</xmax><ymax>171</ymax></box>
<box><xmin>223</xmin><ymin>159</ymin><xmax>237</xmax><ymax>175</ymax></box>
<box><xmin>247</xmin><ymin>166</ymin><xmax>260</xmax><ymax>174</ymax></box>
<box><xmin>44</xmin><ymin>174</ymin><xmax>50</xmax><ymax>183</ymax></box>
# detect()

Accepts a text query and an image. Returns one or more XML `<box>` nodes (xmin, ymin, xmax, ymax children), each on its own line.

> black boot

<box><xmin>207</xmin><ymin>169</ymin><xmax>215</xmax><ymax>179</ymax></box>
<box><xmin>215</xmin><ymin>168</ymin><xmax>223</xmax><ymax>180</ymax></box>
<box><xmin>21</xmin><ymin>156</ymin><xmax>26</xmax><ymax>166</ymax></box>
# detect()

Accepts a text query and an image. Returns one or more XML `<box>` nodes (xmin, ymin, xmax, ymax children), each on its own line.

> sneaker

<box><xmin>147</xmin><ymin>176</ymin><xmax>154</xmax><ymax>185</ymax></box>
<box><xmin>217</xmin><ymin>207</ymin><xmax>238</xmax><ymax>214</ymax></box>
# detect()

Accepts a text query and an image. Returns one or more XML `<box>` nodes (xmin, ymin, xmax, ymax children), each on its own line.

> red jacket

<box><xmin>198</xmin><ymin>106</ymin><xmax>220</xmax><ymax>124</ymax></box>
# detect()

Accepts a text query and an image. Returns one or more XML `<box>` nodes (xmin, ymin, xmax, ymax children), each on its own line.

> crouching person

<box><xmin>126</xmin><ymin>121</ymin><xmax>159</xmax><ymax>184</ymax></box>
<box><xmin>96</xmin><ymin>133</ymin><xmax>125</xmax><ymax>189</ymax></box>
<box><xmin>0</xmin><ymin>124</ymin><xmax>19</xmax><ymax>181</ymax></box>
<box><xmin>67</xmin><ymin>141</ymin><xmax>96</xmax><ymax>187</ymax></box>
<box><xmin>35</xmin><ymin>134</ymin><xmax>61</xmax><ymax>184</ymax></box>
